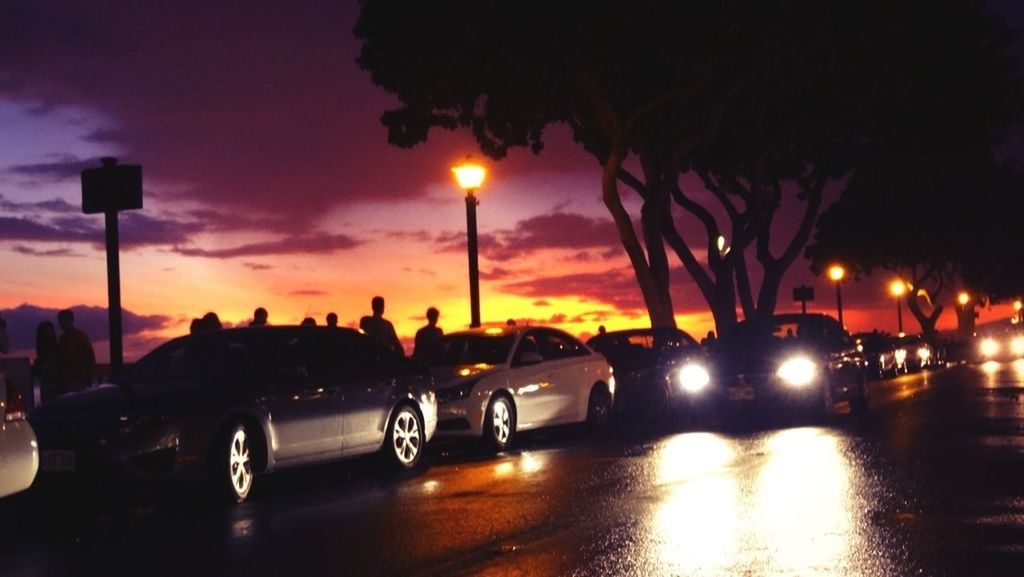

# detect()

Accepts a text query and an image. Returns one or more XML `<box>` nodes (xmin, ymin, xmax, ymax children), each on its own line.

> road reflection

<box><xmin>649</xmin><ymin>427</ymin><xmax>860</xmax><ymax>576</ymax></box>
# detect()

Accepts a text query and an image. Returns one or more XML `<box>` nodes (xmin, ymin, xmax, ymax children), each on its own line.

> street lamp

<box><xmin>452</xmin><ymin>158</ymin><xmax>487</xmax><ymax>328</ymax></box>
<box><xmin>1015</xmin><ymin>299</ymin><xmax>1023</xmax><ymax>325</ymax></box>
<box><xmin>890</xmin><ymin>279</ymin><xmax>907</xmax><ymax>335</ymax></box>
<box><xmin>957</xmin><ymin>292</ymin><xmax>970</xmax><ymax>307</ymax></box>
<box><xmin>828</xmin><ymin>264</ymin><xmax>846</xmax><ymax>328</ymax></box>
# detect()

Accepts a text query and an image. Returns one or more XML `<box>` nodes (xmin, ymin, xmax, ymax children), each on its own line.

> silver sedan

<box><xmin>30</xmin><ymin>326</ymin><xmax>437</xmax><ymax>503</ymax></box>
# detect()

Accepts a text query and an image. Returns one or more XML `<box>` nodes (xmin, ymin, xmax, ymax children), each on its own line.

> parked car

<box><xmin>895</xmin><ymin>335</ymin><xmax>938</xmax><ymax>372</ymax></box>
<box><xmin>586</xmin><ymin>327</ymin><xmax>711</xmax><ymax>417</ymax></box>
<box><xmin>430</xmin><ymin>326</ymin><xmax>614</xmax><ymax>451</ymax></box>
<box><xmin>853</xmin><ymin>332</ymin><xmax>902</xmax><ymax>379</ymax></box>
<box><xmin>709</xmin><ymin>314</ymin><xmax>869</xmax><ymax>418</ymax></box>
<box><xmin>1</xmin><ymin>372</ymin><xmax>38</xmax><ymax>498</ymax></box>
<box><xmin>29</xmin><ymin>326</ymin><xmax>437</xmax><ymax>503</ymax></box>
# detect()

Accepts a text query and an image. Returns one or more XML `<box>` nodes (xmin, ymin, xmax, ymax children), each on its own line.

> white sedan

<box><xmin>430</xmin><ymin>326</ymin><xmax>614</xmax><ymax>451</ymax></box>
<box><xmin>1</xmin><ymin>372</ymin><xmax>38</xmax><ymax>498</ymax></box>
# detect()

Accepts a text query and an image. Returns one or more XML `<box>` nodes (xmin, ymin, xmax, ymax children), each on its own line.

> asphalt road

<box><xmin>3</xmin><ymin>361</ymin><xmax>1024</xmax><ymax>577</ymax></box>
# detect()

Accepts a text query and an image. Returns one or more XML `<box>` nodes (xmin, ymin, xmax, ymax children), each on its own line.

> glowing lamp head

<box><xmin>890</xmin><ymin>280</ymin><xmax>907</xmax><ymax>297</ymax></box>
<box><xmin>776</xmin><ymin>356</ymin><xmax>819</xmax><ymax>387</ymax></box>
<box><xmin>452</xmin><ymin>160</ymin><xmax>486</xmax><ymax>191</ymax></box>
<box><xmin>958</xmin><ymin>292</ymin><xmax>970</xmax><ymax>306</ymax></box>
<box><xmin>1015</xmin><ymin>300</ymin><xmax>1023</xmax><ymax>313</ymax></box>
<box><xmin>676</xmin><ymin>363</ymin><xmax>711</xmax><ymax>394</ymax></box>
<box><xmin>828</xmin><ymin>265</ymin><xmax>846</xmax><ymax>282</ymax></box>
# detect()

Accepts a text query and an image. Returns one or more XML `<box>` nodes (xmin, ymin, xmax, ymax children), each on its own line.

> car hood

<box><xmin>30</xmin><ymin>380</ymin><xmax>212</xmax><ymax>420</ymax></box>
<box><xmin>430</xmin><ymin>364</ymin><xmax>502</xmax><ymax>386</ymax></box>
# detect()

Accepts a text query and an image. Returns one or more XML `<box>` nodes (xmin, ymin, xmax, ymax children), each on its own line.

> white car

<box><xmin>430</xmin><ymin>326</ymin><xmax>614</xmax><ymax>450</ymax></box>
<box><xmin>1</xmin><ymin>372</ymin><xmax>38</xmax><ymax>498</ymax></box>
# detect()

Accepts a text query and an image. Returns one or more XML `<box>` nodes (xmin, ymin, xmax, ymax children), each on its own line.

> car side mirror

<box><xmin>517</xmin><ymin>351</ymin><xmax>544</xmax><ymax>366</ymax></box>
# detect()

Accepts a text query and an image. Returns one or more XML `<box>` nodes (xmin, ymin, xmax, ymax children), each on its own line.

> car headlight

<box><xmin>917</xmin><ymin>347</ymin><xmax>931</xmax><ymax>361</ymax></box>
<box><xmin>894</xmin><ymin>348</ymin><xmax>907</xmax><ymax>364</ymax></box>
<box><xmin>980</xmin><ymin>338</ymin><xmax>999</xmax><ymax>358</ymax></box>
<box><xmin>436</xmin><ymin>378</ymin><xmax>479</xmax><ymax>403</ymax></box>
<box><xmin>776</xmin><ymin>356</ymin><xmax>818</xmax><ymax>387</ymax></box>
<box><xmin>1011</xmin><ymin>337</ymin><xmax>1024</xmax><ymax>357</ymax></box>
<box><xmin>676</xmin><ymin>364</ymin><xmax>711</xmax><ymax>394</ymax></box>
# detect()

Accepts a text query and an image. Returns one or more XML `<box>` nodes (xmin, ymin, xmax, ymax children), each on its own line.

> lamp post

<box><xmin>828</xmin><ymin>264</ymin><xmax>846</xmax><ymax>328</ymax></box>
<box><xmin>890</xmin><ymin>279</ymin><xmax>907</xmax><ymax>335</ymax></box>
<box><xmin>452</xmin><ymin>158</ymin><xmax>486</xmax><ymax>328</ymax></box>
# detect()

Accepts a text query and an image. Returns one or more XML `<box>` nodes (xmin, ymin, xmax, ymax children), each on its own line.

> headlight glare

<box><xmin>776</xmin><ymin>356</ymin><xmax>818</xmax><ymax>387</ymax></box>
<box><xmin>980</xmin><ymin>338</ymin><xmax>999</xmax><ymax>358</ymax></box>
<box><xmin>1011</xmin><ymin>337</ymin><xmax>1024</xmax><ymax>357</ymax></box>
<box><xmin>676</xmin><ymin>364</ymin><xmax>711</xmax><ymax>393</ymax></box>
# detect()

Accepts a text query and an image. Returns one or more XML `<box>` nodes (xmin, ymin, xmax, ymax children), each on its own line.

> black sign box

<box><xmin>81</xmin><ymin>164</ymin><xmax>143</xmax><ymax>214</ymax></box>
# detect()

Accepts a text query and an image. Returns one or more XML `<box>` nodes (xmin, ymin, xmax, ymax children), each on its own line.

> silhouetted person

<box><xmin>0</xmin><ymin>314</ymin><xmax>8</xmax><ymax>355</ymax></box>
<box><xmin>507</xmin><ymin>318</ymin><xmax>517</xmax><ymax>327</ymax></box>
<box><xmin>301</xmin><ymin>317</ymin><xmax>316</xmax><ymax>327</ymax></box>
<box><xmin>194</xmin><ymin>312</ymin><xmax>222</xmax><ymax>334</ymax></box>
<box><xmin>250</xmin><ymin>307</ymin><xmax>268</xmax><ymax>327</ymax></box>
<box><xmin>34</xmin><ymin>321</ymin><xmax>60</xmax><ymax>402</ymax></box>
<box><xmin>189</xmin><ymin>318</ymin><xmax>201</xmax><ymax>334</ymax></box>
<box><xmin>57</xmin><ymin>309</ymin><xmax>95</xmax><ymax>394</ymax></box>
<box><xmin>700</xmin><ymin>330</ymin><xmax>717</xmax><ymax>349</ymax></box>
<box><xmin>359</xmin><ymin>296</ymin><xmax>404</xmax><ymax>355</ymax></box>
<box><xmin>598</xmin><ymin>325</ymin><xmax>607</xmax><ymax>335</ymax></box>
<box><xmin>326</xmin><ymin>312</ymin><xmax>338</xmax><ymax>327</ymax></box>
<box><xmin>413</xmin><ymin>307</ymin><xmax>444</xmax><ymax>363</ymax></box>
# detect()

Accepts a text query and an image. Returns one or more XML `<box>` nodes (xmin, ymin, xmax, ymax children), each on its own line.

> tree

<box><xmin>356</xmin><ymin>0</ymin><xmax>1018</xmax><ymax>333</ymax></box>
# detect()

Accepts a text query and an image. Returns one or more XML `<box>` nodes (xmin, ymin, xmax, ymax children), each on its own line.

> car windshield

<box><xmin>719</xmin><ymin>316</ymin><xmax>846</xmax><ymax>353</ymax></box>
<box><xmin>435</xmin><ymin>333</ymin><xmax>516</xmax><ymax>366</ymax></box>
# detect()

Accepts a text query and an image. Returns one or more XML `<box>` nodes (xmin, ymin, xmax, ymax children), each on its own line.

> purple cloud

<box><xmin>173</xmin><ymin>233</ymin><xmax>361</xmax><ymax>259</ymax></box>
<box><xmin>0</xmin><ymin>303</ymin><xmax>172</xmax><ymax>350</ymax></box>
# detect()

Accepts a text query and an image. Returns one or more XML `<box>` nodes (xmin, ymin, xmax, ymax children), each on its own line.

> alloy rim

<box><xmin>392</xmin><ymin>410</ymin><xmax>421</xmax><ymax>465</ymax></box>
<box><xmin>492</xmin><ymin>400</ymin><xmax>511</xmax><ymax>445</ymax></box>
<box><xmin>229</xmin><ymin>427</ymin><xmax>253</xmax><ymax>497</ymax></box>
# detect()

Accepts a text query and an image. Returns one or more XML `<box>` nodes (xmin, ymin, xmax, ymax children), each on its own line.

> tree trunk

<box><xmin>906</xmin><ymin>296</ymin><xmax>943</xmax><ymax>341</ymax></box>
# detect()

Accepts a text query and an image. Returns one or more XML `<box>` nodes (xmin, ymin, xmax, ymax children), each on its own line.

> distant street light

<box><xmin>957</xmin><ymin>292</ymin><xmax>970</xmax><ymax>307</ymax></box>
<box><xmin>828</xmin><ymin>264</ymin><xmax>846</xmax><ymax>328</ymax></box>
<box><xmin>890</xmin><ymin>279</ymin><xmax>907</xmax><ymax>335</ymax></box>
<box><xmin>1015</xmin><ymin>299</ymin><xmax>1023</xmax><ymax>325</ymax></box>
<box><xmin>452</xmin><ymin>158</ymin><xmax>487</xmax><ymax>328</ymax></box>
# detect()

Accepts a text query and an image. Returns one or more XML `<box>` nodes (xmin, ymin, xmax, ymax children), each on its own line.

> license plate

<box><xmin>727</xmin><ymin>386</ymin><xmax>756</xmax><ymax>401</ymax></box>
<box><xmin>40</xmin><ymin>449</ymin><xmax>76</xmax><ymax>472</ymax></box>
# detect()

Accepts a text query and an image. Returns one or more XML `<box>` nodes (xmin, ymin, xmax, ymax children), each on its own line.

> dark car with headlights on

<box><xmin>710</xmin><ymin>314</ymin><xmax>869</xmax><ymax>418</ymax></box>
<box><xmin>586</xmin><ymin>327</ymin><xmax>711</xmax><ymax>418</ymax></box>
<box><xmin>29</xmin><ymin>326</ymin><xmax>438</xmax><ymax>503</ymax></box>
<box><xmin>853</xmin><ymin>332</ymin><xmax>903</xmax><ymax>379</ymax></box>
<box><xmin>894</xmin><ymin>335</ymin><xmax>940</xmax><ymax>372</ymax></box>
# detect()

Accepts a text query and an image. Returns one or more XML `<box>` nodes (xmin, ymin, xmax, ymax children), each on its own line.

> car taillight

<box><xmin>4</xmin><ymin>377</ymin><xmax>27</xmax><ymax>422</ymax></box>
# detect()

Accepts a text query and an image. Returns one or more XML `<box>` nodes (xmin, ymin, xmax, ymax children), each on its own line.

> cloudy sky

<box><xmin>1</xmin><ymin>1</ymin><xmax>1021</xmax><ymax>361</ymax></box>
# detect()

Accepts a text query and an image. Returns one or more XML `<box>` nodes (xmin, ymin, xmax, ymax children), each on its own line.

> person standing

<box><xmin>326</xmin><ymin>312</ymin><xmax>338</xmax><ymax>327</ymax></box>
<box><xmin>413</xmin><ymin>307</ymin><xmax>444</xmax><ymax>363</ymax></box>
<box><xmin>359</xmin><ymin>296</ymin><xmax>404</xmax><ymax>356</ymax></box>
<box><xmin>57</xmin><ymin>309</ymin><xmax>95</xmax><ymax>394</ymax></box>
<box><xmin>0</xmin><ymin>314</ymin><xmax>9</xmax><ymax>355</ymax></box>
<box><xmin>34</xmin><ymin>321</ymin><xmax>60</xmax><ymax>402</ymax></box>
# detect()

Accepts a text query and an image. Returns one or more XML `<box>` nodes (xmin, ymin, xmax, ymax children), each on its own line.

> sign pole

<box><xmin>104</xmin><ymin>206</ymin><xmax>123</xmax><ymax>374</ymax></box>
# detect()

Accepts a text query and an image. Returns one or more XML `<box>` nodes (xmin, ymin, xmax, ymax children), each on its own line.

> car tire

<box><xmin>385</xmin><ymin>404</ymin><xmax>425</xmax><ymax>470</ymax></box>
<box><xmin>849</xmin><ymin>373</ymin><xmax>870</xmax><ymax>414</ymax></box>
<box><xmin>484</xmin><ymin>395</ymin><xmax>516</xmax><ymax>452</ymax></box>
<box><xmin>214</xmin><ymin>422</ymin><xmax>256</xmax><ymax>504</ymax></box>
<box><xmin>586</xmin><ymin>384</ymin><xmax>613</xmax><ymax>430</ymax></box>
<box><xmin>817</xmin><ymin>381</ymin><xmax>836</xmax><ymax>421</ymax></box>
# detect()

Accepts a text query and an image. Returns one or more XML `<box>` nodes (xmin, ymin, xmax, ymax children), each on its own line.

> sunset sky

<box><xmin>2</xmin><ymin>1</ymin><xmax>1022</xmax><ymax>362</ymax></box>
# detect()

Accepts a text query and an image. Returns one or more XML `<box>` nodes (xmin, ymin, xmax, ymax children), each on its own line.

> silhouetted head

<box><xmin>201</xmin><ymin>312</ymin><xmax>222</xmax><ymax>331</ymax></box>
<box><xmin>301</xmin><ymin>317</ymin><xmax>316</xmax><ymax>327</ymax></box>
<box><xmin>36</xmin><ymin>321</ymin><xmax>57</xmax><ymax>349</ymax></box>
<box><xmin>598</xmin><ymin>325</ymin><xmax>607</xmax><ymax>334</ymax></box>
<box><xmin>506</xmin><ymin>318</ymin><xmax>517</xmax><ymax>327</ymax></box>
<box><xmin>326</xmin><ymin>312</ymin><xmax>338</xmax><ymax>327</ymax></box>
<box><xmin>189</xmin><ymin>318</ymin><xmax>201</xmax><ymax>334</ymax></box>
<box><xmin>252</xmin><ymin>307</ymin><xmax>268</xmax><ymax>326</ymax></box>
<box><xmin>371</xmin><ymin>296</ymin><xmax>385</xmax><ymax>316</ymax></box>
<box><xmin>426</xmin><ymin>307</ymin><xmax>439</xmax><ymax>325</ymax></box>
<box><xmin>57</xmin><ymin>309</ymin><xmax>75</xmax><ymax>331</ymax></box>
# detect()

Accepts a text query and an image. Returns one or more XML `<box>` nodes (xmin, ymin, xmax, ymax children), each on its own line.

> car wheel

<box><xmin>484</xmin><ymin>395</ymin><xmax>516</xmax><ymax>451</ymax></box>
<box><xmin>849</xmin><ymin>373</ymin><xmax>870</xmax><ymax>414</ymax></box>
<box><xmin>216</xmin><ymin>422</ymin><xmax>255</xmax><ymax>504</ymax></box>
<box><xmin>386</xmin><ymin>405</ymin><xmax>424</xmax><ymax>469</ymax></box>
<box><xmin>586</xmin><ymin>384</ymin><xmax>612</xmax><ymax>429</ymax></box>
<box><xmin>818</xmin><ymin>381</ymin><xmax>836</xmax><ymax>420</ymax></box>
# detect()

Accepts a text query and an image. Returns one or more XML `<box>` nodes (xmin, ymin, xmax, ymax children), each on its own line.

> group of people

<box><xmin>231</xmin><ymin>297</ymin><xmax>447</xmax><ymax>363</ymax></box>
<box><xmin>33</xmin><ymin>309</ymin><xmax>96</xmax><ymax>402</ymax></box>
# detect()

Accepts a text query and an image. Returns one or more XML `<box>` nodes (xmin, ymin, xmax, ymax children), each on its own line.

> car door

<box><xmin>507</xmin><ymin>330</ymin><xmax>560</xmax><ymax>430</ymax></box>
<box><xmin>535</xmin><ymin>329</ymin><xmax>592</xmax><ymax>423</ymax></box>
<box><xmin>333</xmin><ymin>334</ymin><xmax>396</xmax><ymax>455</ymax></box>
<box><xmin>257</xmin><ymin>331</ymin><xmax>345</xmax><ymax>462</ymax></box>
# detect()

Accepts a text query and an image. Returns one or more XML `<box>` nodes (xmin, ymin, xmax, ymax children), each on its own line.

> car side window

<box><xmin>132</xmin><ymin>340</ymin><xmax>192</xmax><ymax>382</ymax></box>
<box><xmin>513</xmin><ymin>333</ymin><xmax>543</xmax><ymax>366</ymax></box>
<box><xmin>538</xmin><ymin>329</ymin><xmax>587</xmax><ymax>360</ymax></box>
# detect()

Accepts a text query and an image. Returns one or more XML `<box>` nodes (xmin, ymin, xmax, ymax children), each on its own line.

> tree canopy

<box><xmin>356</xmin><ymin>0</ymin><xmax>1021</xmax><ymax>333</ymax></box>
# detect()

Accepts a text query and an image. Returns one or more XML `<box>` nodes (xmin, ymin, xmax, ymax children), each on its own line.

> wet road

<box><xmin>3</xmin><ymin>362</ymin><xmax>1024</xmax><ymax>576</ymax></box>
